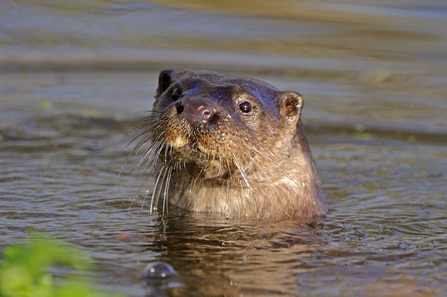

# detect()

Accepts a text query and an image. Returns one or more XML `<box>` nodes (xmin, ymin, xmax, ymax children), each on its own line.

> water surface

<box><xmin>1</xmin><ymin>1</ymin><xmax>447</xmax><ymax>296</ymax></box>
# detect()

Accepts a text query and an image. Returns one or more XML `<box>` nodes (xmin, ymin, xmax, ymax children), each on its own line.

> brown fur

<box><xmin>127</xmin><ymin>70</ymin><xmax>327</xmax><ymax>220</ymax></box>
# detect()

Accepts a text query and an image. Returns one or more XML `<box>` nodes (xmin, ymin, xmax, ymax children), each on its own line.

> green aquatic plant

<box><xmin>0</xmin><ymin>234</ymin><xmax>123</xmax><ymax>297</ymax></box>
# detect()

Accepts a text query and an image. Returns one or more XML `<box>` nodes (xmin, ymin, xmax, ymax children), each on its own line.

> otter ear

<box><xmin>279</xmin><ymin>91</ymin><xmax>304</xmax><ymax>126</ymax></box>
<box><xmin>156</xmin><ymin>69</ymin><xmax>176</xmax><ymax>98</ymax></box>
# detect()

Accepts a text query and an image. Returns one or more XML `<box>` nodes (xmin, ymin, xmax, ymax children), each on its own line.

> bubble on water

<box><xmin>86</xmin><ymin>141</ymin><xmax>104</xmax><ymax>151</ymax></box>
<box><xmin>140</xmin><ymin>261</ymin><xmax>176</xmax><ymax>280</ymax></box>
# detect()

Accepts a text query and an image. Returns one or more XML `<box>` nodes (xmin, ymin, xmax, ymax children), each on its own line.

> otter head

<box><xmin>150</xmin><ymin>70</ymin><xmax>305</xmax><ymax>181</ymax></box>
<box><xmin>127</xmin><ymin>70</ymin><xmax>326</xmax><ymax>219</ymax></box>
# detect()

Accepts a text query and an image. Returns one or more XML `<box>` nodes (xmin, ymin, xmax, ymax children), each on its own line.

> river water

<box><xmin>1</xmin><ymin>0</ymin><xmax>447</xmax><ymax>296</ymax></box>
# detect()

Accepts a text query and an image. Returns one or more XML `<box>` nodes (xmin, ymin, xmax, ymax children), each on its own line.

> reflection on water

<box><xmin>1</xmin><ymin>0</ymin><xmax>447</xmax><ymax>296</ymax></box>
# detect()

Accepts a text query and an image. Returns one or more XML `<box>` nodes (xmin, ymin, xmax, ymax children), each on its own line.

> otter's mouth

<box><xmin>174</xmin><ymin>141</ymin><xmax>207</xmax><ymax>160</ymax></box>
<box><xmin>180</xmin><ymin>143</ymin><xmax>201</xmax><ymax>152</ymax></box>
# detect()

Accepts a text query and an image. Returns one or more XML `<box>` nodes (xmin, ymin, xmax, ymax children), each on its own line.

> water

<box><xmin>1</xmin><ymin>0</ymin><xmax>447</xmax><ymax>296</ymax></box>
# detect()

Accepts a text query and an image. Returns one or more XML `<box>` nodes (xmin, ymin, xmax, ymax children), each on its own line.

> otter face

<box><xmin>129</xmin><ymin>69</ymin><xmax>305</xmax><ymax>181</ymax></box>
<box><xmin>149</xmin><ymin>70</ymin><xmax>281</xmax><ymax>180</ymax></box>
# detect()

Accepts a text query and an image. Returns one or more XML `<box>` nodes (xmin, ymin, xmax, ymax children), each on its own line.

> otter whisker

<box><xmin>231</xmin><ymin>153</ymin><xmax>250</xmax><ymax>189</ymax></box>
<box><xmin>151</xmin><ymin>166</ymin><xmax>166</xmax><ymax>214</ymax></box>
<box><xmin>163</xmin><ymin>167</ymin><xmax>173</xmax><ymax>215</ymax></box>
<box><xmin>225</xmin><ymin>157</ymin><xmax>232</xmax><ymax>179</ymax></box>
<box><xmin>139</xmin><ymin>142</ymin><xmax>163</xmax><ymax>167</ymax></box>
<box><xmin>118</xmin><ymin>132</ymin><xmax>154</xmax><ymax>179</ymax></box>
<box><xmin>140</xmin><ymin>181</ymin><xmax>151</xmax><ymax>211</ymax></box>
<box><xmin>128</xmin><ymin>173</ymin><xmax>151</xmax><ymax>210</ymax></box>
<box><xmin>152</xmin><ymin>143</ymin><xmax>167</xmax><ymax>167</ymax></box>
<box><xmin>132</xmin><ymin>145</ymin><xmax>163</xmax><ymax>177</ymax></box>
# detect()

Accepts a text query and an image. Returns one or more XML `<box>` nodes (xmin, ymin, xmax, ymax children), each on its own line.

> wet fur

<box><xmin>125</xmin><ymin>70</ymin><xmax>327</xmax><ymax>220</ymax></box>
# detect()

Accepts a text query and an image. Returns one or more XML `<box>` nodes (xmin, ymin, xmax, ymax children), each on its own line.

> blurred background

<box><xmin>1</xmin><ymin>1</ymin><xmax>447</xmax><ymax>296</ymax></box>
<box><xmin>2</xmin><ymin>0</ymin><xmax>447</xmax><ymax>138</ymax></box>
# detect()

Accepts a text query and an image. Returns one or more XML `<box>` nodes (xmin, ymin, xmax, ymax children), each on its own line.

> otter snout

<box><xmin>175</xmin><ymin>97</ymin><xmax>219</xmax><ymax>124</ymax></box>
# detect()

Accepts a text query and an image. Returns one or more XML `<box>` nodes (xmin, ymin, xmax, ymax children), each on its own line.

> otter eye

<box><xmin>171</xmin><ymin>88</ymin><xmax>182</xmax><ymax>101</ymax></box>
<box><xmin>238</xmin><ymin>101</ymin><xmax>252</xmax><ymax>114</ymax></box>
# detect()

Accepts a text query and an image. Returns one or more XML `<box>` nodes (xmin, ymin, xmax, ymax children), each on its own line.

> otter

<box><xmin>127</xmin><ymin>70</ymin><xmax>327</xmax><ymax>220</ymax></box>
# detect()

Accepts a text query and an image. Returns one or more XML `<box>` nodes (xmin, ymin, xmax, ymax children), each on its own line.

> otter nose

<box><xmin>175</xmin><ymin>98</ymin><xmax>218</xmax><ymax>123</ymax></box>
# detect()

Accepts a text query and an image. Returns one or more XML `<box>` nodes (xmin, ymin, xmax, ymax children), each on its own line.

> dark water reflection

<box><xmin>1</xmin><ymin>0</ymin><xmax>447</xmax><ymax>296</ymax></box>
